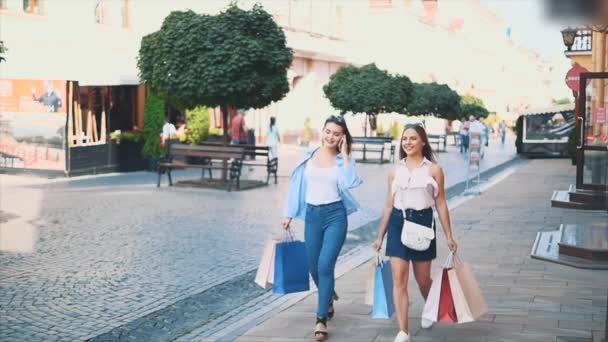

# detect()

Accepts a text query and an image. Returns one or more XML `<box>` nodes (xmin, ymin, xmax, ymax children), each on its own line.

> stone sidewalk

<box><xmin>235</xmin><ymin>159</ymin><xmax>608</xmax><ymax>342</ymax></box>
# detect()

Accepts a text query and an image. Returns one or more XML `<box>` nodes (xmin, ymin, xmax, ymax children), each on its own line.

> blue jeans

<box><xmin>231</xmin><ymin>139</ymin><xmax>247</xmax><ymax>145</ymax></box>
<box><xmin>304</xmin><ymin>201</ymin><xmax>347</xmax><ymax>319</ymax></box>
<box><xmin>460</xmin><ymin>134</ymin><xmax>469</xmax><ymax>153</ymax></box>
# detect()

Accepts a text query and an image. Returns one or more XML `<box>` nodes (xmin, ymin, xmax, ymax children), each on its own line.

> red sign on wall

<box><xmin>565</xmin><ymin>64</ymin><xmax>590</xmax><ymax>92</ymax></box>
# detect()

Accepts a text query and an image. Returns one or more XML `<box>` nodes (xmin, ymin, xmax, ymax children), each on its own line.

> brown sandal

<box><xmin>314</xmin><ymin>317</ymin><xmax>328</xmax><ymax>341</ymax></box>
<box><xmin>328</xmin><ymin>292</ymin><xmax>339</xmax><ymax>320</ymax></box>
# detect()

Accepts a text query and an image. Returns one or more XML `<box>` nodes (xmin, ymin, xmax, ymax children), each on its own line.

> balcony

<box><xmin>565</xmin><ymin>29</ymin><xmax>592</xmax><ymax>56</ymax></box>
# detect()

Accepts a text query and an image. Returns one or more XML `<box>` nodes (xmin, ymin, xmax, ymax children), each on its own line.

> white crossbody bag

<box><xmin>399</xmin><ymin>190</ymin><xmax>435</xmax><ymax>251</ymax></box>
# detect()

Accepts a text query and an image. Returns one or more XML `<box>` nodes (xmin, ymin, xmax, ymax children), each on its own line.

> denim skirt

<box><xmin>386</xmin><ymin>207</ymin><xmax>436</xmax><ymax>261</ymax></box>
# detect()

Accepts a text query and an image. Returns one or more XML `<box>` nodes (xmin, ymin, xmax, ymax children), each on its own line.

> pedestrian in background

<box><xmin>266</xmin><ymin>116</ymin><xmax>280</xmax><ymax>160</ymax></box>
<box><xmin>160</xmin><ymin>114</ymin><xmax>176</xmax><ymax>147</ymax></box>
<box><xmin>499</xmin><ymin>120</ymin><xmax>507</xmax><ymax>146</ymax></box>
<box><xmin>459</xmin><ymin>117</ymin><xmax>469</xmax><ymax>154</ymax></box>
<box><xmin>372</xmin><ymin>124</ymin><xmax>458</xmax><ymax>342</ymax></box>
<box><xmin>231</xmin><ymin>108</ymin><xmax>248</xmax><ymax>145</ymax></box>
<box><xmin>282</xmin><ymin>115</ymin><xmax>363</xmax><ymax>341</ymax></box>
<box><xmin>451</xmin><ymin>119</ymin><xmax>462</xmax><ymax>146</ymax></box>
<box><xmin>480</xmin><ymin>117</ymin><xmax>489</xmax><ymax>148</ymax></box>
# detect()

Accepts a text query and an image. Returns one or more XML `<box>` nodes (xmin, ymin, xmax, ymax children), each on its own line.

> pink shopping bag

<box><xmin>452</xmin><ymin>256</ymin><xmax>487</xmax><ymax>320</ymax></box>
<box><xmin>447</xmin><ymin>268</ymin><xmax>474</xmax><ymax>323</ymax></box>
<box><xmin>438</xmin><ymin>268</ymin><xmax>457</xmax><ymax>323</ymax></box>
<box><xmin>254</xmin><ymin>239</ymin><xmax>279</xmax><ymax>289</ymax></box>
<box><xmin>421</xmin><ymin>266</ymin><xmax>443</xmax><ymax>322</ymax></box>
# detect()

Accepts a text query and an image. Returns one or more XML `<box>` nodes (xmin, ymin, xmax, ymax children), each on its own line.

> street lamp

<box><xmin>561</xmin><ymin>27</ymin><xmax>577</xmax><ymax>51</ymax></box>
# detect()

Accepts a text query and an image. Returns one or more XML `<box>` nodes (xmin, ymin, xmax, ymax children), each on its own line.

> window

<box><xmin>369</xmin><ymin>0</ymin><xmax>392</xmax><ymax>8</ymax></box>
<box><xmin>95</xmin><ymin>0</ymin><xmax>129</xmax><ymax>28</ymax></box>
<box><xmin>121</xmin><ymin>0</ymin><xmax>129</xmax><ymax>28</ymax></box>
<box><xmin>23</xmin><ymin>0</ymin><xmax>44</xmax><ymax>14</ymax></box>
<box><xmin>94</xmin><ymin>0</ymin><xmax>105</xmax><ymax>24</ymax></box>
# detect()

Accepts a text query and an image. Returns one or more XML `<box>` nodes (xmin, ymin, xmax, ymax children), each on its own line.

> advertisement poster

<box><xmin>596</xmin><ymin>107</ymin><xmax>606</xmax><ymax>124</ymax></box>
<box><xmin>0</xmin><ymin>79</ymin><xmax>67</xmax><ymax>171</ymax></box>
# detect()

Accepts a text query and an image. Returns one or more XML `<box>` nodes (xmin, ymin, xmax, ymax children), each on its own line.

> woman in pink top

<box><xmin>373</xmin><ymin>124</ymin><xmax>458</xmax><ymax>342</ymax></box>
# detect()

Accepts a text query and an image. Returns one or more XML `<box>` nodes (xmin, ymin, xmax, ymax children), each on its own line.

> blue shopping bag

<box><xmin>273</xmin><ymin>238</ymin><xmax>310</xmax><ymax>294</ymax></box>
<box><xmin>372</xmin><ymin>259</ymin><xmax>395</xmax><ymax>319</ymax></box>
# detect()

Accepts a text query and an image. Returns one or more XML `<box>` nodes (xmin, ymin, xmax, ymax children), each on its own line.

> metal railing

<box><xmin>570</xmin><ymin>29</ymin><xmax>592</xmax><ymax>52</ymax></box>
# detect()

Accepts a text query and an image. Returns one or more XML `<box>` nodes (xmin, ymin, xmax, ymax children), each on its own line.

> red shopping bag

<box><xmin>437</xmin><ymin>268</ymin><xmax>457</xmax><ymax>323</ymax></box>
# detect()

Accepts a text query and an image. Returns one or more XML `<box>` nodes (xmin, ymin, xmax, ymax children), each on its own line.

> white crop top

<box><xmin>391</xmin><ymin>158</ymin><xmax>438</xmax><ymax>210</ymax></box>
<box><xmin>304</xmin><ymin>162</ymin><xmax>341</xmax><ymax>205</ymax></box>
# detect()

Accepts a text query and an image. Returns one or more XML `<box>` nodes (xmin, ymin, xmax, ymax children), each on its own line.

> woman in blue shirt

<box><xmin>282</xmin><ymin>115</ymin><xmax>362</xmax><ymax>341</ymax></box>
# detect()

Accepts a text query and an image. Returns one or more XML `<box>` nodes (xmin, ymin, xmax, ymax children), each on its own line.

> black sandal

<box><xmin>314</xmin><ymin>317</ymin><xmax>328</xmax><ymax>341</ymax></box>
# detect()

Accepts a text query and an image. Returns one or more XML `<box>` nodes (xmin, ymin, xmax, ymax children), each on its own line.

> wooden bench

<box><xmin>427</xmin><ymin>134</ymin><xmax>447</xmax><ymax>152</ymax></box>
<box><xmin>158</xmin><ymin>142</ymin><xmax>245</xmax><ymax>191</ymax></box>
<box><xmin>201</xmin><ymin>142</ymin><xmax>278</xmax><ymax>184</ymax></box>
<box><xmin>351</xmin><ymin>136</ymin><xmax>395</xmax><ymax>163</ymax></box>
<box><xmin>238</xmin><ymin>145</ymin><xmax>278</xmax><ymax>184</ymax></box>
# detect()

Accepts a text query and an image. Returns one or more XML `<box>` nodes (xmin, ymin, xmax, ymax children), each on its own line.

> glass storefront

<box><xmin>578</xmin><ymin>73</ymin><xmax>608</xmax><ymax>191</ymax></box>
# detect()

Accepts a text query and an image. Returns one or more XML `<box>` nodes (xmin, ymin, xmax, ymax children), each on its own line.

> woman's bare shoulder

<box><xmin>429</xmin><ymin>162</ymin><xmax>443</xmax><ymax>176</ymax></box>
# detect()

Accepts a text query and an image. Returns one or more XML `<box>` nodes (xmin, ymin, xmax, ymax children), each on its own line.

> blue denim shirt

<box><xmin>283</xmin><ymin>147</ymin><xmax>363</xmax><ymax>220</ymax></box>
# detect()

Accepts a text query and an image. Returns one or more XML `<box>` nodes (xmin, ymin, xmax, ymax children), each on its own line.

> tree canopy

<box><xmin>137</xmin><ymin>4</ymin><xmax>293</xmax><ymax>121</ymax></box>
<box><xmin>408</xmin><ymin>82</ymin><xmax>461</xmax><ymax>120</ymax></box>
<box><xmin>323</xmin><ymin>63</ymin><xmax>413</xmax><ymax>116</ymax></box>
<box><xmin>460</xmin><ymin>95</ymin><xmax>489</xmax><ymax>119</ymax></box>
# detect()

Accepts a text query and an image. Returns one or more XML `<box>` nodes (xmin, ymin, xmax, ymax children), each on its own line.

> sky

<box><xmin>481</xmin><ymin>0</ymin><xmax>569</xmax><ymax>62</ymax></box>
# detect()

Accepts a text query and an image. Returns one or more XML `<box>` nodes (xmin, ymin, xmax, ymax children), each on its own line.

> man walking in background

<box><xmin>231</xmin><ymin>108</ymin><xmax>248</xmax><ymax>145</ymax></box>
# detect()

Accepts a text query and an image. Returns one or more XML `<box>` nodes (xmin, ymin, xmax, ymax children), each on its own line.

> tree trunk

<box><xmin>363</xmin><ymin>114</ymin><xmax>368</xmax><ymax>160</ymax></box>
<box><xmin>220</xmin><ymin>104</ymin><xmax>229</xmax><ymax>181</ymax></box>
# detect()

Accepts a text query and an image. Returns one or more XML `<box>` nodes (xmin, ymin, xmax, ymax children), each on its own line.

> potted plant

<box><xmin>514</xmin><ymin>115</ymin><xmax>523</xmax><ymax>154</ymax></box>
<box><xmin>111</xmin><ymin>130</ymin><xmax>146</xmax><ymax>172</ymax></box>
<box><xmin>207</xmin><ymin>127</ymin><xmax>224</xmax><ymax>143</ymax></box>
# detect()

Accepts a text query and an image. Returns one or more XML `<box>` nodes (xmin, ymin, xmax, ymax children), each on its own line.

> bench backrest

<box><xmin>352</xmin><ymin>136</ymin><xmax>393</xmax><ymax>145</ymax></box>
<box><xmin>169</xmin><ymin>143</ymin><xmax>245</xmax><ymax>160</ymax></box>
<box><xmin>199</xmin><ymin>142</ymin><xmax>271</xmax><ymax>158</ymax></box>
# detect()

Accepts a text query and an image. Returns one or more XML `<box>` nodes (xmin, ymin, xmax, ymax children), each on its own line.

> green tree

<box><xmin>459</xmin><ymin>95</ymin><xmax>489</xmax><ymax>119</ymax></box>
<box><xmin>137</xmin><ymin>4</ymin><xmax>293</xmax><ymax>143</ymax></box>
<box><xmin>567</xmin><ymin>119</ymin><xmax>579</xmax><ymax>164</ymax></box>
<box><xmin>408</xmin><ymin>82</ymin><xmax>461</xmax><ymax>120</ymax></box>
<box><xmin>142</xmin><ymin>94</ymin><xmax>166</xmax><ymax>159</ymax></box>
<box><xmin>552</xmin><ymin>97</ymin><xmax>572</xmax><ymax>105</ymax></box>
<box><xmin>185</xmin><ymin>106</ymin><xmax>210</xmax><ymax>145</ymax></box>
<box><xmin>0</xmin><ymin>41</ymin><xmax>7</xmax><ymax>63</ymax></box>
<box><xmin>323</xmin><ymin>63</ymin><xmax>413</xmax><ymax>136</ymax></box>
<box><xmin>515</xmin><ymin>115</ymin><xmax>523</xmax><ymax>154</ymax></box>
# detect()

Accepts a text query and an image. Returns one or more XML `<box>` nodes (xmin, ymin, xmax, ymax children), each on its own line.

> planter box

<box><xmin>118</xmin><ymin>140</ymin><xmax>147</xmax><ymax>172</ymax></box>
<box><xmin>207</xmin><ymin>135</ymin><xmax>224</xmax><ymax>143</ymax></box>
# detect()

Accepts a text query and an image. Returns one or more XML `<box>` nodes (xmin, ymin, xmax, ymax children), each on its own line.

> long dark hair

<box><xmin>324</xmin><ymin>115</ymin><xmax>352</xmax><ymax>155</ymax></box>
<box><xmin>269</xmin><ymin>116</ymin><xmax>276</xmax><ymax>130</ymax></box>
<box><xmin>399</xmin><ymin>124</ymin><xmax>436</xmax><ymax>162</ymax></box>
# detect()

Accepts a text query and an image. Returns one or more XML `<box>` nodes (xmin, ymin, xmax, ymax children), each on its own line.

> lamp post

<box><xmin>561</xmin><ymin>27</ymin><xmax>577</xmax><ymax>51</ymax></box>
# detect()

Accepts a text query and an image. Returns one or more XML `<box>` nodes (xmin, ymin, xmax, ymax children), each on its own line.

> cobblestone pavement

<box><xmin>0</xmin><ymin>138</ymin><xmax>516</xmax><ymax>341</ymax></box>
